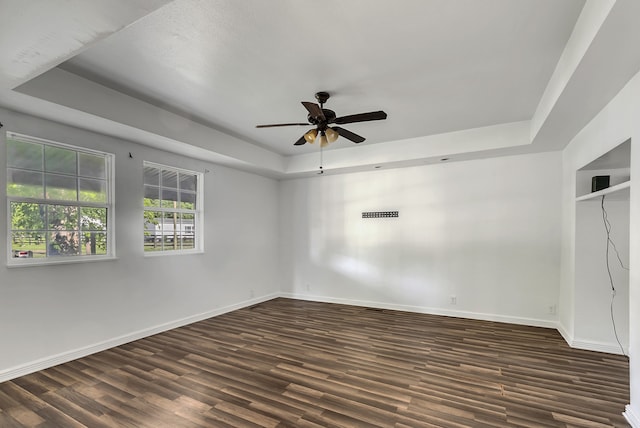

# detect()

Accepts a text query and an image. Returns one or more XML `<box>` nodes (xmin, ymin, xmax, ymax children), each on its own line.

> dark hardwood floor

<box><xmin>0</xmin><ymin>298</ymin><xmax>630</xmax><ymax>427</ymax></box>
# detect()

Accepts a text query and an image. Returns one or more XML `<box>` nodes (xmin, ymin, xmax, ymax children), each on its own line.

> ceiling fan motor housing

<box><xmin>308</xmin><ymin>109</ymin><xmax>336</xmax><ymax>127</ymax></box>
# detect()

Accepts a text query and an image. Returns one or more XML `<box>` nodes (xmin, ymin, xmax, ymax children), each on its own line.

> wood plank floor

<box><xmin>0</xmin><ymin>298</ymin><xmax>630</xmax><ymax>427</ymax></box>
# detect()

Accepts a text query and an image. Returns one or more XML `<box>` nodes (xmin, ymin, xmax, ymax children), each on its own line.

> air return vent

<box><xmin>362</xmin><ymin>211</ymin><xmax>399</xmax><ymax>218</ymax></box>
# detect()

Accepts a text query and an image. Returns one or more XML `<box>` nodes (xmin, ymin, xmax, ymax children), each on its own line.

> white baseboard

<box><xmin>282</xmin><ymin>294</ymin><xmax>628</xmax><ymax>355</ymax></box>
<box><xmin>279</xmin><ymin>293</ymin><xmax>559</xmax><ymax>329</ymax></box>
<box><xmin>0</xmin><ymin>292</ymin><xmax>627</xmax><ymax>383</ymax></box>
<box><xmin>624</xmin><ymin>405</ymin><xmax>640</xmax><ymax>428</ymax></box>
<box><xmin>556</xmin><ymin>321</ymin><xmax>572</xmax><ymax>346</ymax></box>
<box><xmin>570</xmin><ymin>338</ymin><xmax>626</xmax><ymax>355</ymax></box>
<box><xmin>555</xmin><ymin>321</ymin><xmax>626</xmax><ymax>355</ymax></box>
<box><xmin>0</xmin><ymin>292</ymin><xmax>279</xmax><ymax>383</ymax></box>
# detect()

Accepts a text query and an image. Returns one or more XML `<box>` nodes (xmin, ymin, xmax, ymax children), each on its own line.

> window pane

<box><xmin>79</xmin><ymin>153</ymin><xmax>106</xmax><ymax>179</ymax></box>
<box><xmin>181</xmin><ymin>213</ymin><xmax>195</xmax><ymax>249</ymax></box>
<box><xmin>144</xmin><ymin>185</ymin><xmax>160</xmax><ymax>207</ymax></box>
<box><xmin>45</xmin><ymin>146</ymin><xmax>77</xmax><ymax>175</ymax></box>
<box><xmin>179</xmin><ymin>173</ymin><xmax>196</xmax><ymax>191</ymax></box>
<box><xmin>179</xmin><ymin>190</ymin><xmax>196</xmax><ymax>209</ymax></box>
<box><xmin>161</xmin><ymin>169</ymin><xmax>177</xmax><ymax>189</ymax></box>
<box><xmin>143</xmin><ymin>165</ymin><xmax>160</xmax><ymax>186</ymax></box>
<box><xmin>48</xmin><ymin>231</ymin><xmax>80</xmax><ymax>256</ymax></box>
<box><xmin>81</xmin><ymin>232</ymin><xmax>107</xmax><ymax>255</ymax></box>
<box><xmin>79</xmin><ymin>178</ymin><xmax>107</xmax><ymax>202</ymax></box>
<box><xmin>7</xmin><ymin>139</ymin><xmax>42</xmax><ymax>170</ymax></box>
<box><xmin>144</xmin><ymin>211</ymin><xmax>163</xmax><ymax>252</ymax></box>
<box><xmin>81</xmin><ymin>207</ymin><xmax>107</xmax><ymax>231</ymax></box>
<box><xmin>45</xmin><ymin>173</ymin><xmax>77</xmax><ymax>200</ymax></box>
<box><xmin>163</xmin><ymin>212</ymin><xmax>179</xmax><ymax>251</ymax></box>
<box><xmin>11</xmin><ymin>231</ymin><xmax>46</xmax><ymax>258</ymax></box>
<box><xmin>11</xmin><ymin>202</ymin><xmax>46</xmax><ymax>231</ymax></box>
<box><xmin>48</xmin><ymin>205</ymin><xmax>78</xmax><ymax>230</ymax></box>
<box><xmin>7</xmin><ymin>169</ymin><xmax>44</xmax><ymax>198</ymax></box>
<box><xmin>161</xmin><ymin>188</ymin><xmax>178</xmax><ymax>208</ymax></box>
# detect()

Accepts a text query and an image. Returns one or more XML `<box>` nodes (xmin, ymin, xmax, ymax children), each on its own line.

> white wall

<box><xmin>561</xmin><ymin>69</ymin><xmax>640</xmax><ymax>425</ymax></box>
<box><xmin>0</xmin><ymin>108</ymin><xmax>281</xmax><ymax>379</ymax></box>
<box><xmin>280</xmin><ymin>151</ymin><xmax>562</xmax><ymax>326</ymax></box>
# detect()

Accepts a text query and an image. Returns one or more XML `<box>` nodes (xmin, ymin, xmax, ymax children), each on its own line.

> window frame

<box><xmin>143</xmin><ymin>161</ymin><xmax>203</xmax><ymax>256</ymax></box>
<box><xmin>6</xmin><ymin>132</ymin><xmax>115</xmax><ymax>266</ymax></box>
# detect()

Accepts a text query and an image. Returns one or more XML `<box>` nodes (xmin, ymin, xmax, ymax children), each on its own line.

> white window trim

<box><xmin>143</xmin><ymin>161</ymin><xmax>204</xmax><ymax>256</ymax></box>
<box><xmin>6</xmin><ymin>132</ymin><xmax>116</xmax><ymax>266</ymax></box>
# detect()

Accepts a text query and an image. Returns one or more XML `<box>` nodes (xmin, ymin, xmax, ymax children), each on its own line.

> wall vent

<box><xmin>362</xmin><ymin>211</ymin><xmax>399</xmax><ymax>218</ymax></box>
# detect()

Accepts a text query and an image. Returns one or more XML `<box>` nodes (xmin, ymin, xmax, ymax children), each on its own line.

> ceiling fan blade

<box><xmin>333</xmin><ymin>126</ymin><xmax>365</xmax><ymax>143</ymax></box>
<box><xmin>334</xmin><ymin>110</ymin><xmax>387</xmax><ymax>125</ymax></box>
<box><xmin>256</xmin><ymin>123</ymin><xmax>309</xmax><ymax>128</ymax></box>
<box><xmin>301</xmin><ymin>101</ymin><xmax>326</xmax><ymax>122</ymax></box>
<box><xmin>294</xmin><ymin>135</ymin><xmax>307</xmax><ymax>146</ymax></box>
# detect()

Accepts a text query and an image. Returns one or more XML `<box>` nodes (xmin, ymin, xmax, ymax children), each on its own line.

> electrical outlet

<box><xmin>450</xmin><ymin>295</ymin><xmax>457</xmax><ymax>305</ymax></box>
<box><xmin>548</xmin><ymin>304</ymin><xmax>557</xmax><ymax>315</ymax></box>
<box><xmin>250</xmin><ymin>289</ymin><xmax>255</xmax><ymax>298</ymax></box>
<box><xmin>306</xmin><ymin>283</ymin><xmax>311</xmax><ymax>291</ymax></box>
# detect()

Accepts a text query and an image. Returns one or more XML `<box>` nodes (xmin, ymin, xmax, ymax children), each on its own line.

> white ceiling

<box><xmin>57</xmin><ymin>0</ymin><xmax>583</xmax><ymax>156</ymax></box>
<box><xmin>1</xmin><ymin>0</ymin><xmax>640</xmax><ymax>178</ymax></box>
<box><xmin>0</xmin><ymin>0</ymin><xmax>170</xmax><ymax>90</ymax></box>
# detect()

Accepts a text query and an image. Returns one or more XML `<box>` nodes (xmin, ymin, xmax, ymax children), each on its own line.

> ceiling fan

<box><xmin>256</xmin><ymin>92</ymin><xmax>387</xmax><ymax>147</ymax></box>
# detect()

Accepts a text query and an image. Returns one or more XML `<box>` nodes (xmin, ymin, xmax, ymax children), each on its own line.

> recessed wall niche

<box><xmin>574</xmin><ymin>138</ymin><xmax>630</xmax><ymax>354</ymax></box>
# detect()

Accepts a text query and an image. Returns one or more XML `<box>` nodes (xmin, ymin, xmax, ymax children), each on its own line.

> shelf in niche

<box><xmin>576</xmin><ymin>180</ymin><xmax>630</xmax><ymax>202</ymax></box>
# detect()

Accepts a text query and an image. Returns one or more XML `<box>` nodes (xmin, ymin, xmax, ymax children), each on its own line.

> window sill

<box><xmin>144</xmin><ymin>249</ymin><xmax>203</xmax><ymax>257</ymax></box>
<box><xmin>7</xmin><ymin>256</ymin><xmax>119</xmax><ymax>268</ymax></box>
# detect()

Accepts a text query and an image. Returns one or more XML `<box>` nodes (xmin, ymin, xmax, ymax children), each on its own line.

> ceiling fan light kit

<box><xmin>304</xmin><ymin>127</ymin><xmax>339</xmax><ymax>147</ymax></box>
<box><xmin>256</xmin><ymin>91</ymin><xmax>387</xmax><ymax>147</ymax></box>
<box><xmin>325</xmin><ymin>127</ymin><xmax>339</xmax><ymax>143</ymax></box>
<box><xmin>304</xmin><ymin>128</ymin><xmax>318</xmax><ymax>143</ymax></box>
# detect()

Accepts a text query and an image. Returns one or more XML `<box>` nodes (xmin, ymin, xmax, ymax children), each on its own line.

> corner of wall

<box><xmin>624</xmin><ymin>404</ymin><xmax>640</xmax><ymax>428</ymax></box>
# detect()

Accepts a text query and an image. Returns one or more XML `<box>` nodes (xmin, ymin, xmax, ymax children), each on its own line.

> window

<box><xmin>6</xmin><ymin>133</ymin><xmax>114</xmax><ymax>264</ymax></box>
<box><xmin>143</xmin><ymin>162</ymin><xmax>202</xmax><ymax>253</ymax></box>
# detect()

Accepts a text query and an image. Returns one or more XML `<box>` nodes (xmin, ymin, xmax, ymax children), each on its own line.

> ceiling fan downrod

<box><xmin>315</xmin><ymin>91</ymin><xmax>330</xmax><ymax>108</ymax></box>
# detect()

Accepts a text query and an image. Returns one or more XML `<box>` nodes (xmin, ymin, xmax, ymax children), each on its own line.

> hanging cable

<box><xmin>602</xmin><ymin>196</ymin><xmax>629</xmax><ymax>271</ymax></box>
<box><xmin>601</xmin><ymin>195</ymin><xmax>627</xmax><ymax>357</ymax></box>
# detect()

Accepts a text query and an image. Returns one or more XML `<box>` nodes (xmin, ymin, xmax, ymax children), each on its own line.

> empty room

<box><xmin>1</xmin><ymin>0</ymin><xmax>639</xmax><ymax>427</ymax></box>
